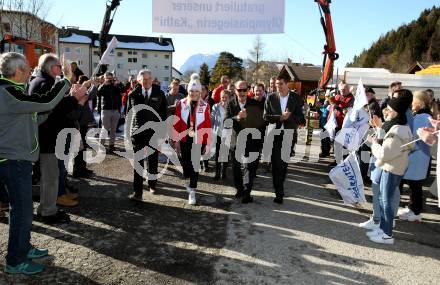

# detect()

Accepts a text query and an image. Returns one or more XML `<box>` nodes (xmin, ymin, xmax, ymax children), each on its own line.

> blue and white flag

<box><xmin>335</xmin><ymin>108</ymin><xmax>370</xmax><ymax>152</ymax></box>
<box><xmin>329</xmin><ymin>153</ymin><xmax>366</xmax><ymax>204</ymax></box>
<box><xmin>99</xmin><ymin>36</ymin><xmax>119</xmax><ymax>65</ymax></box>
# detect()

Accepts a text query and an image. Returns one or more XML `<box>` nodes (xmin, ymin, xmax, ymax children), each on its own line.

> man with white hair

<box><xmin>127</xmin><ymin>69</ymin><xmax>168</xmax><ymax>201</ymax></box>
<box><xmin>0</xmin><ymin>52</ymin><xmax>86</xmax><ymax>274</ymax></box>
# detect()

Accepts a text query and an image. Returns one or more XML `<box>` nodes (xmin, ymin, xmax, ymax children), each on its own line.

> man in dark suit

<box><xmin>126</xmin><ymin>69</ymin><xmax>168</xmax><ymax>200</ymax></box>
<box><xmin>225</xmin><ymin>80</ymin><xmax>264</xmax><ymax>203</ymax></box>
<box><xmin>264</xmin><ymin>75</ymin><xmax>306</xmax><ymax>204</ymax></box>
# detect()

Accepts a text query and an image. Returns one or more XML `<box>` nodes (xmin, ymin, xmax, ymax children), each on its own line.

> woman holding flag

<box><xmin>366</xmin><ymin>96</ymin><xmax>413</xmax><ymax>244</ymax></box>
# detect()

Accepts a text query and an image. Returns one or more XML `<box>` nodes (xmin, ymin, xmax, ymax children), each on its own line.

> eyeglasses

<box><xmin>236</xmin><ymin>88</ymin><xmax>247</xmax><ymax>93</ymax></box>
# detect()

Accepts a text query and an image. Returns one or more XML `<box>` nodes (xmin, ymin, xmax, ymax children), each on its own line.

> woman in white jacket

<box><xmin>367</xmin><ymin>97</ymin><xmax>413</xmax><ymax>244</ymax></box>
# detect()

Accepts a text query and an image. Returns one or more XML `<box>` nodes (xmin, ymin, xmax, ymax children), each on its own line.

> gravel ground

<box><xmin>0</xmin><ymin>136</ymin><xmax>439</xmax><ymax>285</ymax></box>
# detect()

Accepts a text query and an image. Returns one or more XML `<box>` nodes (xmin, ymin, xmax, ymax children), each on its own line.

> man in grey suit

<box><xmin>264</xmin><ymin>75</ymin><xmax>305</xmax><ymax>204</ymax></box>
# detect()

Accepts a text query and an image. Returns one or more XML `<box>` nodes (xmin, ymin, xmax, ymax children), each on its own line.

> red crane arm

<box><xmin>315</xmin><ymin>0</ymin><xmax>339</xmax><ymax>89</ymax></box>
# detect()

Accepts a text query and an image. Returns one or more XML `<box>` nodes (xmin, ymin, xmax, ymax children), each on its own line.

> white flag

<box><xmin>336</xmin><ymin>108</ymin><xmax>370</xmax><ymax>152</ymax></box>
<box><xmin>99</xmin><ymin>36</ymin><xmax>119</xmax><ymax>65</ymax></box>
<box><xmin>324</xmin><ymin>108</ymin><xmax>337</xmax><ymax>140</ymax></box>
<box><xmin>350</xmin><ymin>78</ymin><xmax>368</xmax><ymax>121</ymax></box>
<box><xmin>329</xmin><ymin>153</ymin><xmax>366</xmax><ymax>205</ymax></box>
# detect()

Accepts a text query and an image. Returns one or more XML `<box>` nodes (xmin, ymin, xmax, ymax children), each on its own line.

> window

<box><xmin>164</xmin><ymin>65</ymin><xmax>169</xmax><ymax>70</ymax></box>
<box><xmin>34</xmin><ymin>47</ymin><xmax>42</xmax><ymax>59</ymax></box>
<box><xmin>163</xmin><ymin>77</ymin><xmax>169</xmax><ymax>82</ymax></box>
<box><xmin>155</xmin><ymin>65</ymin><xmax>158</xmax><ymax>69</ymax></box>
<box><xmin>132</xmin><ymin>51</ymin><xmax>138</xmax><ymax>55</ymax></box>
<box><xmin>64</xmin><ymin>47</ymin><xmax>71</xmax><ymax>53</ymax></box>
<box><xmin>75</xmin><ymin>47</ymin><xmax>81</xmax><ymax>54</ymax></box>
<box><xmin>154</xmin><ymin>54</ymin><xmax>158</xmax><ymax>57</ymax></box>
<box><xmin>132</xmin><ymin>58</ymin><xmax>137</xmax><ymax>63</ymax></box>
<box><xmin>142</xmin><ymin>53</ymin><xmax>148</xmax><ymax>58</ymax></box>
<box><xmin>128</xmin><ymin>51</ymin><xmax>132</xmax><ymax>55</ymax></box>
<box><xmin>117</xmin><ymin>51</ymin><xmax>123</xmax><ymax>57</ymax></box>
<box><xmin>93</xmin><ymin>50</ymin><xmax>100</xmax><ymax>56</ymax></box>
<box><xmin>117</xmin><ymin>64</ymin><xmax>123</xmax><ymax>69</ymax></box>
<box><xmin>93</xmin><ymin>62</ymin><xmax>98</xmax><ymax>68</ymax></box>
<box><xmin>128</xmin><ymin>58</ymin><xmax>137</xmax><ymax>63</ymax></box>
<box><xmin>2</xmin><ymin>23</ymin><xmax>11</xmax><ymax>33</ymax></box>
<box><xmin>164</xmin><ymin>54</ymin><xmax>170</xmax><ymax>59</ymax></box>
<box><xmin>142</xmin><ymin>65</ymin><xmax>148</xmax><ymax>69</ymax></box>
<box><xmin>77</xmin><ymin>60</ymin><xmax>83</xmax><ymax>66</ymax></box>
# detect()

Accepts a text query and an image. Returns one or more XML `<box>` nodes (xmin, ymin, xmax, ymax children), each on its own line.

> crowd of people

<box><xmin>317</xmin><ymin>80</ymin><xmax>438</xmax><ymax>245</ymax></box>
<box><xmin>0</xmin><ymin>50</ymin><xmax>438</xmax><ymax>274</ymax></box>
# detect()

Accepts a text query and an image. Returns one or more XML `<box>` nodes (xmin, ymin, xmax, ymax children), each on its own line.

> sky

<box><xmin>44</xmin><ymin>0</ymin><xmax>440</xmax><ymax>71</ymax></box>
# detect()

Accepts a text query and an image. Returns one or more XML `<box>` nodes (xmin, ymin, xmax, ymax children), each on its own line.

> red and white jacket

<box><xmin>173</xmin><ymin>98</ymin><xmax>212</xmax><ymax>145</ymax></box>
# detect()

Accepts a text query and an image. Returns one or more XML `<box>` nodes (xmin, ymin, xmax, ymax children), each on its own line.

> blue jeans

<box><xmin>0</xmin><ymin>160</ymin><xmax>33</xmax><ymax>266</ymax></box>
<box><xmin>370</xmin><ymin>164</ymin><xmax>401</xmax><ymax>224</ymax></box>
<box><xmin>370</xmin><ymin>164</ymin><xmax>382</xmax><ymax>223</ymax></box>
<box><xmin>58</xmin><ymin>159</ymin><xmax>67</xmax><ymax>197</ymax></box>
<box><xmin>379</xmin><ymin>170</ymin><xmax>402</xmax><ymax>236</ymax></box>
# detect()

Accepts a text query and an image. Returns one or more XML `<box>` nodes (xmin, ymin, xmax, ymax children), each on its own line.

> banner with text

<box><xmin>152</xmin><ymin>0</ymin><xmax>285</xmax><ymax>34</ymax></box>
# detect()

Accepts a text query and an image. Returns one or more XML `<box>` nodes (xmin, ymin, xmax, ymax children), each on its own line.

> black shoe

<box><xmin>241</xmin><ymin>196</ymin><xmax>253</xmax><ymax>204</ymax></box>
<box><xmin>37</xmin><ymin>210</ymin><xmax>70</xmax><ymax>224</ymax></box>
<box><xmin>235</xmin><ymin>190</ymin><xmax>243</xmax><ymax>198</ymax></box>
<box><xmin>273</xmin><ymin>197</ymin><xmax>283</xmax><ymax>204</ymax></box>
<box><xmin>319</xmin><ymin>153</ymin><xmax>329</xmax><ymax>158</ymax></box>
<box><xmin>72</xmin><ymin>169</ymin><xmax>93</xmax><ymax>178</ymax></box>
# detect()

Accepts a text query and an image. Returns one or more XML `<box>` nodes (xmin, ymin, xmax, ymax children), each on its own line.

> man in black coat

<box><xmin>28</xmin><ymin>53</ymin><xmax>88</xmax><ymax>223</ymax></box>
<box><xmin>264</xmin><ymin>75</ymin><xmax>306</xmax><ymax>204</ymax></box>
<box><xmin>225</xmin><ymin>80</ymin><xmax>264</xmax><ymax>203</ymax></box>
<box><xmin>127</xmin><ymin>69</ymin><xmax>168</xmax><ymax>200</ymax></box>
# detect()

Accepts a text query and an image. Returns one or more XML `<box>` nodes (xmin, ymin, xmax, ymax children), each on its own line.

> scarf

<box><xmin>381</xmin><ymin>114</ymin><xmax>407</xmax><ymax>134</ymax></box>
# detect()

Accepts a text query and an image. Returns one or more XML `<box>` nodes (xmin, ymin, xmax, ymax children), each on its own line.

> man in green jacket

<box><xmin>0</xmin><ymin>52</ymin><xmax>86</xmax><ymax>275</ymax></box>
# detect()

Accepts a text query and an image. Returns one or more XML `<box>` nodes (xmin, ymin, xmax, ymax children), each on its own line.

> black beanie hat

<box><xmin>388</xmin><ymin>97</ymin><xmax>409</xmax><ymax>115</ymax></box>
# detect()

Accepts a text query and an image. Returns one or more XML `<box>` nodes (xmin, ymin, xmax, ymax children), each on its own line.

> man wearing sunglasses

<box><xmin>225</xmin><ymin>80</ymin><xmax>263</xmax><ymax>204</ymax></box>
<box><xmin>264</xmin><ymin>75</ymin><xmax>306</xmax><ymax>204</ymax></box>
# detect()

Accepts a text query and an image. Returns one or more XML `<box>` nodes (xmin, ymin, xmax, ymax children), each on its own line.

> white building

<box><xmin>0</xmin><ymin>10</ymin><xmax>58</xmax><ymax>46</ymax></box>
<box><xmin>58</xmin><ymin>28</ymin><xmax>175</xmax><ymax>84</ymax></box>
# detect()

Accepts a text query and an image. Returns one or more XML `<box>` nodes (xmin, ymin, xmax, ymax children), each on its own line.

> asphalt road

<box><xmin>0</xmin><ymin>136</ymin><xmax>439</xmax><ymax>285</ymax></box>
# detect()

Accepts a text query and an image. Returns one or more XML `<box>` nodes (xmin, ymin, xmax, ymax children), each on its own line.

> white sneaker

<box><xmin>185</xmin><ymin>185</ymin><xmax>192</xmax><ymax>193</ymax></box>
<box><xmin>397</xmin><ymin>206</ymin><xmax>410</xmax><ymax>216</ymax></box>
<box><xmin>188</xmin><ymin>190</ymin><xmax>196</xmax><ymax>205</ymax></box>
<box><xmin>399</xmin><ymin>209</ymin><xmax>422</xmax><ymax>222</ymax></box>
<box><xmin>366</xmin><ymin>228</ymin><xmax>383</xmax><ymax>238</ymax></box>
<box><xmin>369</xmin><ymin>232</ymin><xmax>394</xmax><ymax>244</ymax></box>
<box><xmin>359</xmin><ymin>217</ymin><xmax>380</xmax><ymax>230</ymax></box>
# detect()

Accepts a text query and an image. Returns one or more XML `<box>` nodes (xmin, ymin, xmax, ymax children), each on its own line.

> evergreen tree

<box><xmin>348</xmin><ymin>6</ymin><xmax>440</xmax><ymax>72</ymax></box>
<box><xmin>199</xmin><ymin>63</ymin><xmax>210</xmax><ymax>86</ymax></box>
<box><xmin>210</xmin><ymin>52</ymin><xmax>244</xmax><ymax>87</ymax></box>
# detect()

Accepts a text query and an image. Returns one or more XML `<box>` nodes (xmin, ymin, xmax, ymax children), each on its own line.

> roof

<box><xmin>59</xmin><ymin>28</ymin><xmax>174</xmax><ymax>52</ymax></box>
<box><xmin>407</xmin><ymin>61</ymin><xmax>440</xmax><ymax>74</ymax></box>
<box><xmin>282</xmin><ymin>64</ymin><xmax>322</xmax><ymax>82</ymax></box>
<box><xmin>172</xmin><ymin>67</ymin><xmax>183</xmax><ymax>76</ymax></box>
<box><xmin>1</xmin><ymin>10</ymin><xmax>57</xmax><ymax>29</ymax></box>
<box><xmin>416</xmin><ymin>65</ymin><xmax>440</xmax><ymax>75</ymax></box>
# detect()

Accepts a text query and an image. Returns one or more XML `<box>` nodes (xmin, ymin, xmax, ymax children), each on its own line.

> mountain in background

<box><xmin>347</xmin><ymin>6</ymin><xmax>440</xmax><ymax>72</ymax></box>
<box><xmin>180</xmin><ymin>53</ymin><xmax>220</xmax><ymax>73</ymax></box>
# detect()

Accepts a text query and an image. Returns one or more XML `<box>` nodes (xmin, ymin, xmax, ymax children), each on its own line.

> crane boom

<box><xmin>315</xmin><ymin>0</ymin><xmax>339</xmax><ymax>90</ymax></box>
<box><xmin>98</xmin><ymin>0</ymin><xmax>121</xmax><ymax>74</ymax></box>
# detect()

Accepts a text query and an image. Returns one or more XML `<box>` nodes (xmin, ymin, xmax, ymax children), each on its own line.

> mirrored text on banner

<box><xmin>152</xmin><ymin>0</ymin><xmax>285</xmax><ymax>34</ymax></box>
